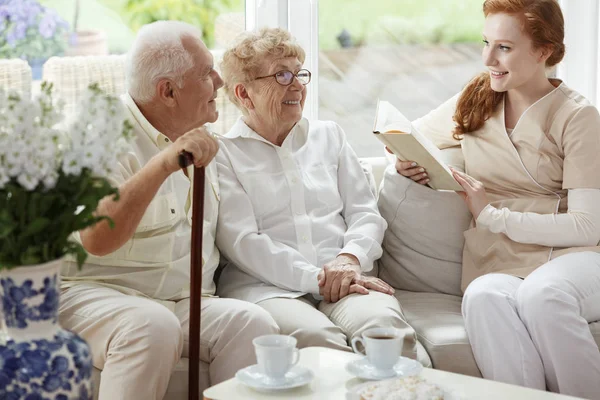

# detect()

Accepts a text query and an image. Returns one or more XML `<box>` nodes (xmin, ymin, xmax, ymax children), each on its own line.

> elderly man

<box><xmin>59</xmin><ymin>21</ymin><xmax>278</xmax><ymax>400</ymax></box>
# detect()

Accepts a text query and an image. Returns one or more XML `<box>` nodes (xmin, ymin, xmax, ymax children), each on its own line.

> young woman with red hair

<box><xmin>392</xmin><ymin>0</ymin><xmax>600</xmax><ymax>397</ymax></box>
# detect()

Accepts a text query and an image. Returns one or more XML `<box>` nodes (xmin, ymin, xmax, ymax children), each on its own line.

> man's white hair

<box><xmin>126</xmin><ymin>21</ymin><xmax>203</xmax><ymax>104</ymax></box>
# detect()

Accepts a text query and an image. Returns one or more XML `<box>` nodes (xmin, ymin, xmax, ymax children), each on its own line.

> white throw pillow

<box><xmin>377</xmin><ymin>163</ymin><xmax>472</xmax><ymax>296</ymax></box>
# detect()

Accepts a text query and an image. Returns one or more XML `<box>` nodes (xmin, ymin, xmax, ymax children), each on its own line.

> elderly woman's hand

<box><xmin>451</xmin><ymin>168</ymin><xmax>490</xmax><ymax>220</ymax></box>
<box><xmin>318</xmin><ymin>255</ymin><xmax>395</xmax><ymax>303</ymax></box>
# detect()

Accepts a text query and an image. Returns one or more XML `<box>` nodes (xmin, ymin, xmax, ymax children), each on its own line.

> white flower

<box><xmin>62</xmin><ymin>151</ymin><xmax>83</xmax><ymax>176</ymax></box>
<box><xmin>0</xmin><ymin>171</ymin><xmax>8</xmax><ymax>189</ymax></box>
<box><xmin>17</xmin><ymin>173</ymin><xmax>39</xmax><ymax>191</ymax></box>
<box><xmin>0</xmin><ymin>84</ymin><xmax>131</xmax><ymax>192</ymax></box>
<box><xmin>43</xmin><ymin>171</ymin><xmax>58</xmax><ymax>190</ymax></box>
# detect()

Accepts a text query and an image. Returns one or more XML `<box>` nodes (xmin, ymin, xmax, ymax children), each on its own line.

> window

<box><xmin>5</xmin><ymin>0</ymin><xmax>247</xmax><ymax>133</ymax></box>
<box><xmin>255</xmin><ymin>0</ymin><xmax>486</xmax><ymax>157</ymax></box>
<box><xmin>256</xmin><ymin>0</ymin><xmax>600</xmax><ymax>157</ymax></box>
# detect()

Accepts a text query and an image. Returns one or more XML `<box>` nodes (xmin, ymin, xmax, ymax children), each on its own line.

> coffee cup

<box><xmin>351</xmin><ymin>327</ymin><xmax>404</xmax><ymax>372</ymax></box>
<box><xmin>253</xmin><ymin>334</ymin><xmax>299</xmax><ymax>381</ymax></box>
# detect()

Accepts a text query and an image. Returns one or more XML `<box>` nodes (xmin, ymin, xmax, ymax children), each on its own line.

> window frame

<box><xmin>250</xmin><ymin>1</ymin><xmax>600</xmax><ymax>111</ymax></box>
<box><xmin>246</xmin><ymin>0</ymin><xmax>319</xmax><ymax>120</ymax></box>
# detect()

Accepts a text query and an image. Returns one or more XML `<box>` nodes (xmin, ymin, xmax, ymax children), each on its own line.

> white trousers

<box><xmin>59</xmin><ymin>284</ymin><xmax>279</xmax><ymax>400</ymax></box>
<box><xmin>258</xmin><ymin>291</ymin><xmax>419</xmax><ymax>361</ymax></box>
<box><xmin>462</xmin><ymin>252</ymin><xmax>600</xmax><ymax>399</ymax></box>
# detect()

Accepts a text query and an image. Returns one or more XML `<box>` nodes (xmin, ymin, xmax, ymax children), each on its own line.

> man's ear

<box><xmin>235</xmin><ymin>83</ymin><xmax>254</xmax><ymax>110</ymax></box>
<box><xmin>156</xmin><ymin>79</ymin><xmax>177</xmax><ymax>107</ymax></box>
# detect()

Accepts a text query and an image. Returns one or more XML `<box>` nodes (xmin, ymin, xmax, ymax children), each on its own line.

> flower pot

<box><xmin>27</xmin><ymin>59</ymin><xmax>47</xmax><ymax>81</ymax></box>
<box><xmin>0</xmin><ymin>259</ymin><xmax>93</xmax><ymax>399</ymax></box>
<box><xmin>65</xmin><ymin>30</ymin><xmax>109</xmax><ymax>57</ymax></box>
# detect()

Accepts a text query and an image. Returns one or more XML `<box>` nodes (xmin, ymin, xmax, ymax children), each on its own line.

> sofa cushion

<box><xmin>378</xmin><ymin>164</ymin><xmax>472</xmax><ymax>296</ymax></box>
<box><xmin>394</xmin><ymin>290</ymin><xmax>481</xmax><ymax>378</ymax></box>
<box><xmin>396</xmin><ymin>290</ymin><xmax>600</xmax><ymax>379</ymax></box>
<box><xmin>590</xmin><ymin>321</ymin><xmax>600</xmax><ymax>348</ymax></box>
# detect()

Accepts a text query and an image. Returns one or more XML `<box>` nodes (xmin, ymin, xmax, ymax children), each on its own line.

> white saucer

<box><xmin>236</xmin><ymin>364</ymin><xmax>314</xmax><ymax>390</ymax></box>
<box><xmin>346</xmin><ymin>356</ymin><xmax>423</xmax><ymax>380</ymax></box>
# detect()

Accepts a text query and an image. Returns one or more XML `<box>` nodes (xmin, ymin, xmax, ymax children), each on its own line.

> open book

<box><xmin>373</xmin><ymin>100</ymin><xmax>463</xmax><ymax>191</ymax></box>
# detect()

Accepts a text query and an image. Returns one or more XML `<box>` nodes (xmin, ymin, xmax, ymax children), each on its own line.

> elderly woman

<box><xmin>215</xmin><ymin>28</ymin><xmax>424</xmax><ymax>361</ymax></box>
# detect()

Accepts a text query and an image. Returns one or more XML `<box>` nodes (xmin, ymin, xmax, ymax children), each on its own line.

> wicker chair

<box><xmin>0</xmin><ymin>59</ymin><xmax>32</xmax><ymax>97</ymax></box>
<box><xmin>42</xmin><ymin>55</ymin><xmax>128</xmax><ymax>117</ymax></box>
<box><xmin>42</xmin><ymin>54</ymin><xmax>241</xmax><ymax>135</ymax></box>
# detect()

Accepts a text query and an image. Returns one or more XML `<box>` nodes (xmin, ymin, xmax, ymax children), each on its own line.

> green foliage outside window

<box><xmin>124</xmin><ymin>0</ymin><xmax>236</xmax><ymax>48</ymax></box>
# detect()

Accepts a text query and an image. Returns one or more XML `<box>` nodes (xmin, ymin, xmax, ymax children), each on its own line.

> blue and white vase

<box><xmin>0</xmin><ymin>258</ymin><xmax>93</xmax><ymax>399</ymax></box>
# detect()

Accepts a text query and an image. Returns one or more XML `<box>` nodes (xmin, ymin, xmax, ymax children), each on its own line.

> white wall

<box><xmin>558</xmin><ymin>0</ymin><xmax>599</xmax><ymax>105</ymax></box>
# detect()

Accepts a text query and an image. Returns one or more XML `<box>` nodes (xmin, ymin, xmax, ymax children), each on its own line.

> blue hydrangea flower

<box><xmin>0</xmin><ymin>0</ymin><xmax>70</xmax><ymax>60</ymax></box>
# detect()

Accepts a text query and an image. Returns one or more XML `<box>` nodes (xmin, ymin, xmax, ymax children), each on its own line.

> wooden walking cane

<box><xmin>178</xmin><ymin>151</ymin><xmax>204</xmax><ymax>400</ymax></box>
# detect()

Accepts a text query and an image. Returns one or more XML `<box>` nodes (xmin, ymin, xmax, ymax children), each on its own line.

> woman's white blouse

<box><xmin>215</xmin><ymin>118</ymin><xmax>387</xmax><ymax>303</ymax></box>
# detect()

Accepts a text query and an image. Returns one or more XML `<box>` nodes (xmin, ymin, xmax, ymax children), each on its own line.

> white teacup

<box><xmin>253</xmin><ymin>334</ymin><xmax>299</xmax><ymax>381</ymax></box>
<box><xmin>351</xmin><ymin>327</ymin><xmax>404</xmax><ymax>372</ymax></box>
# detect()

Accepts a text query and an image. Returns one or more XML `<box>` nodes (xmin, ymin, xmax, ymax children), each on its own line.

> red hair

<box><xmin>452</xmin><ymin>0</ymin><xmax>565</xmax><ymax>140</ymax></box>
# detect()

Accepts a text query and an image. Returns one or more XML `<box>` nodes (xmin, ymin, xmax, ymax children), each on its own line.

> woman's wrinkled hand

<box><xmin>451</xmin><ymin>168</ymin><xmax>490</xmax><ymax>220</ymax></box>
<box><xmin>317</xmin><ymin>255</ymin><xmax>395</xmax><ymax>303</ymax></box>
<box><xmin>318</xmin><ymin>257</ymin><xmax>366</xmax><ymax>303</ymax></box>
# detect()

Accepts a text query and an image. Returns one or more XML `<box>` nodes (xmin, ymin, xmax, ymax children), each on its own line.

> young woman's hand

<box><xmin>394</xmin><ymin>159</ymin><xmax>430</xmax><ymax>185</ymax></box>
<box><xmin>386</xmin><ymin>147</ymin><xmax>430</xmax><ymax>185</ymax></box>
<box><xmin>451</xmin><ymin>168</ymin><xmax>490</xmax><ymax>219</ymax></box>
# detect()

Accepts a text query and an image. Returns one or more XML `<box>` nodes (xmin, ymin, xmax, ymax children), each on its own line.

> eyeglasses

<box><xmin>253</xmin><ymin>69</ymin><xmax>311</xmax><ymax>86</ymax></box>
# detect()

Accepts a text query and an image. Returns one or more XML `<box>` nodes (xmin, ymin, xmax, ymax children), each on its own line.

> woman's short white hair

<box><xmin>221</xmin><ymin>28</ymin><xmax>305</xmax><ymax>112</ymax></box>
<box><xmin>126</xmin><ymin>21</ymin><xmax>203</xmax><ymax>104</ymax></box>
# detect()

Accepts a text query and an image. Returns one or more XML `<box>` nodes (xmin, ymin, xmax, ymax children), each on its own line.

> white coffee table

<box><xmin>203</xmin><ymin>347</ymin><xmax>583</xmax><ymax>400</ymax></box>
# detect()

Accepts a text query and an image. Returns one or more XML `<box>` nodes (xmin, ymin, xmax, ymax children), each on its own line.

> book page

<box><xmin>373</xmin><ymin>100</ymin><xmax>463</xmax><ymax>191</ymax></box>
<box><xmin>374</xmin><ymin>100</ymin><xmax>412</xmax><ymax>134</ymax></box>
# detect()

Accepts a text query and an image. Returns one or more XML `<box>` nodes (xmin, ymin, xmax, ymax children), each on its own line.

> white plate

<box><xmin>346</xmin><ymin>356</ymin><xmax>423</xmax><ymax>380</ymax></box>
<box><xmin>346</xmin><ymin>376</ymin><xmax>463</xmax><ymax>400</ymax></box>
<box><xmin>235</xmin><ymin>364</ymin><xmax>314</xmax><ymax>391</ymax></box>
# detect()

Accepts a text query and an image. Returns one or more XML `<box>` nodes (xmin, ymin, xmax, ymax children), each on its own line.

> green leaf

<box><xmin>0</xmin><ymin>226</ymin><xmax>15</xmax><ymax>239</ymax></box>
<box><xmin>21</xmin><ymin>217</ymin><xmax>51</xmax><ymax>238</ymax></box>
<box><xmin>65</xmin><ymin>240</ymin><xmax>88</xmax><ymax>270</ymax></box>
<box><xmin>19</xmin><ymin>247</ymin><xmax>41</xmax><ymax>265</ymax></box>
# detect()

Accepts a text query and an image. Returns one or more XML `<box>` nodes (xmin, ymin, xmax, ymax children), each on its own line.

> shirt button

<box><xmin>302</xmin><ymin>235</ymin><xmax>308</xmax><ymax>242</ymax></box>
<box><xmin>165</xmin><ymin>138</ymin><xmax>169</xmax><ymax>142</ymax></box>
<box><xmin>291</xmin><ymin>177</ymin><xmax>298</xmax><ymax>184</ymax></box>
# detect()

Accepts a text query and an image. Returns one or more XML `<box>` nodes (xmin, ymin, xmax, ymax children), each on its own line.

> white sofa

<box><xmin>2</xmin><ymin>55</ymin><xmax>597</xmax><ymax>399</ymax></box>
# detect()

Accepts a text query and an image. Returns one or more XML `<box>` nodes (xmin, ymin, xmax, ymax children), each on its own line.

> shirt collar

<box><xmin>121</xmin><ymin>92</ymin><xmax>171</xmax><ymax>148</ymax></box>
<box><xmin>225</xmin><ymin>116</ymin><xmax>308</xmax><ymax>145</ymax></box>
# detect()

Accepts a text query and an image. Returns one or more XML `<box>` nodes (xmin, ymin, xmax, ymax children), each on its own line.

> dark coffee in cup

<box><xmin>351</xmin><ymin>328</ymin><xmax>404</xmax><ymax>372</ymax></box>
<box><xmin>367</xmin><ymin>334</ymin><xmax>396</xmax><ymax>340</ymax></box>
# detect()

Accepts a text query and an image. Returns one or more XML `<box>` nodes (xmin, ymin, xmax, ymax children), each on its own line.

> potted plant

<box><xmin>65</xmin><ymin>0</ymin><xmax>109</xmax><ymax>56</ymax></box>
<box><xmin>0</xmin><ymin>0</ymin><xmax>70</xmax><ymax>79</ymax></box>
<box><xmin>0</xmin><ymin>83</ymin><xmax>132</xmax><ymax>398</ymax></box>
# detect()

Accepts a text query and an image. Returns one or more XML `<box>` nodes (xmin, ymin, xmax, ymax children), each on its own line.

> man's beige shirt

<box><xmin>61</xmin><ymin>93</ymin><xmax>221</xmax><ymax>301</ymax></box>
<box><xmin>414</xmin><ymin>80</ymin><xmax>600</xmax><ymax>291</ymax></box>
